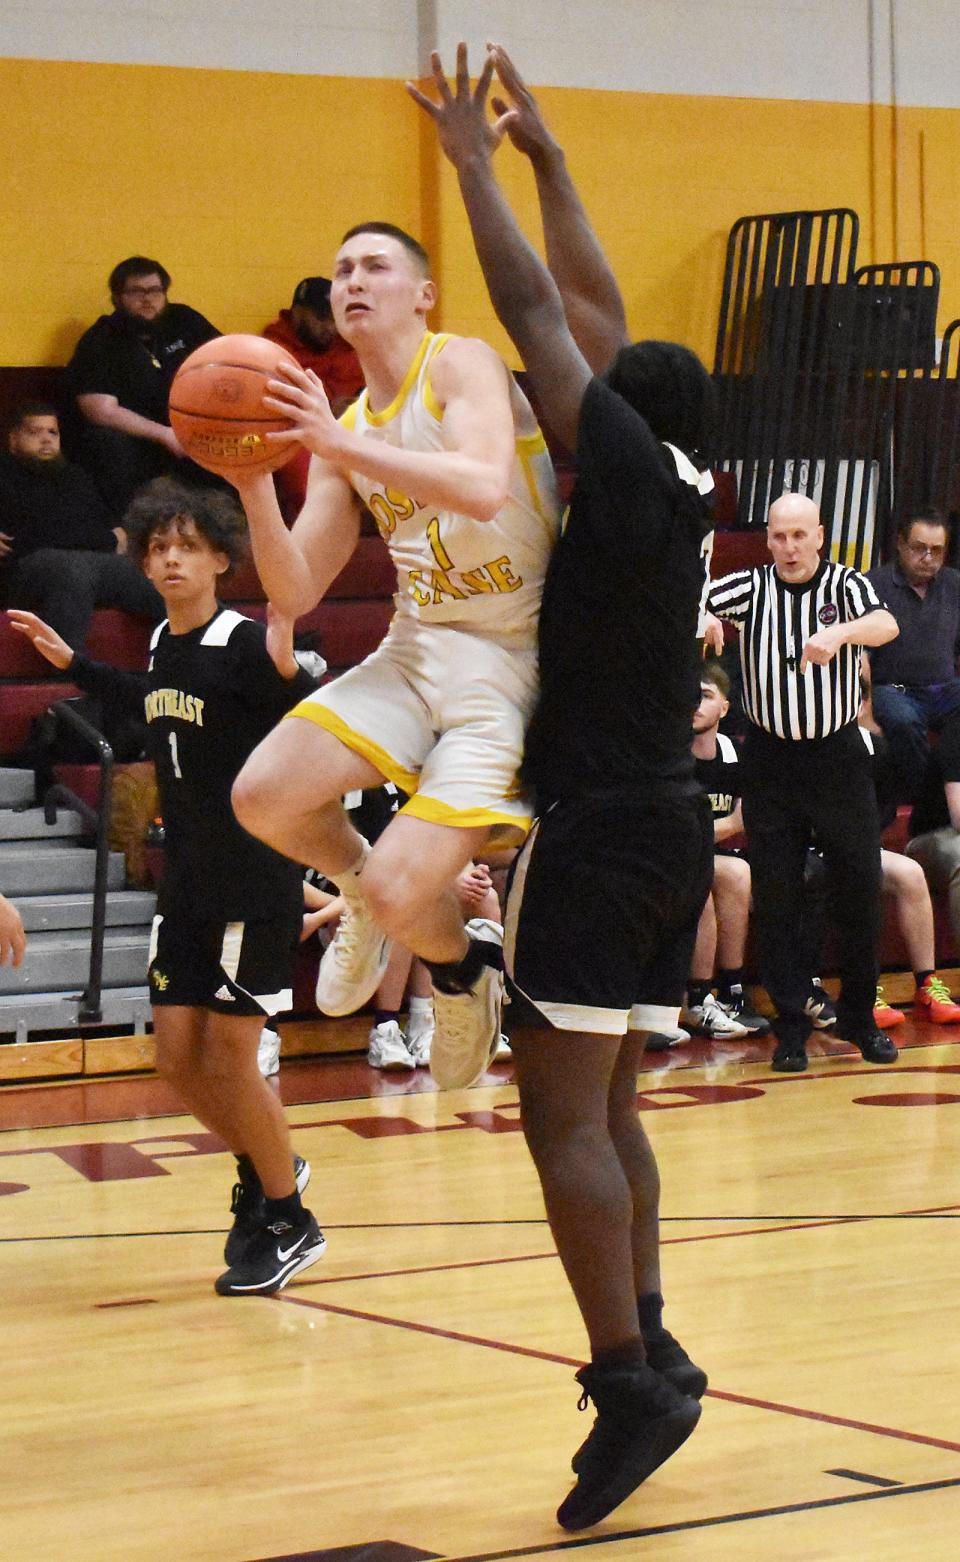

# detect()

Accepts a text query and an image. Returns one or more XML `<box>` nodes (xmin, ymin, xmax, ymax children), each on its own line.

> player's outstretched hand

<box><xmin>7</xmin><ymin>609</ymin><xmax>74</xmax><ymax>671</ymax></box>
<box><xmin>406</xmin><ymin>43</ymin><xmax>513</xmax><ymax>168</ymax></box>
<box><xmin>488</xmin><ymin>44</ymin><xmax>560</xmax><ymax>163</ymax></box>
<box><xmin>265</xmin><ymin>602</ymin><xmax>299</xmax><ymax>681</ymax></box>
<box><xmin>0</xmin><ymin>893</ymin><xmax>26</xmax><ymax>968</ymax></box>
<box><xmin>263</xmin><ymin>361</ymin><xmax>342</xmax><ymax>461</ymax></box>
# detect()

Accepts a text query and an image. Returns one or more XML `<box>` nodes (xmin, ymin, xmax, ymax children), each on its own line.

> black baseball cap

<box><xmin>292</xmin><ymin>277</ymin><xmax>332</xmax><ymax>315</ymax></box>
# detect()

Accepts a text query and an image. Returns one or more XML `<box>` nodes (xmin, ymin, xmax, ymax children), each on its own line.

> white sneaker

<box><xmin>430</xmin><ymin>920</ymin><xmax>505</xmax><ymax>1090</ymax></box>
<box><xmin>257</xmin><ymin>1027</ymin><xmax>281</xmax><ymax>1078</ymax></box>
<box><xmin>367</xmin><ymin>1019</ymin><xmax>416</xmax><ymax>1071</ymax></box>
<box><xmin>493</xmin><ymin>1033</ymin><xmax>512</xmax><ymax>1060</ymax></box>
<box><xmin>315</xmin><ymin>894</ymin><xmax>391</xmax><ymax>1016</ymax></box>
<box><xmin>685</xmin><ymin>992</ymin><xmax>750</xmax><ymax>1039</ymax></box>
<box><xmin>405</xmin><ymin>1010</ymin><xmax>435</xmax><ymax>1067</ymax></box>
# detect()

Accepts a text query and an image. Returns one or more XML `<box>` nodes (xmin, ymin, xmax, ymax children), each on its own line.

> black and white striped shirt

<box><xmin>707</xmin><ymin>560</ymin><xmax>882</xmax><ymax>740</ymax></box>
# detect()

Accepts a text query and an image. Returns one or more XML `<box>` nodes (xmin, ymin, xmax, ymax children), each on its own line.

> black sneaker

<box><xmin>771</xmin><ymin>1041</ymin><xmax>808</xmax><ymax>1072</ymax></box>
<box><xmin>850</xmin><ymin>1025</ymin><xmax>899</xmax><ymax>1065</ymax></box>
<box><xmin>557</xmin><ymin>1361</ymin><xmax>701</xmax><ymax>1532</ymax></box>
<box><xmin>803</xmin><ymin>979</ymin><xmax>837</xmax><ymax>1029</ymax></box>
<box><xmin>572</xmin><ymin>1329</ymin><xmax>706</xmax><ymax>1473</ymax></box>
<box><xmin>720</xmin><ymin>987</ymin><xmax>770</xmax><ymax>1036</ymax></box>
<box><xmin>215</xmin><ymin>1208</ymin><xmax>326</xmax><ymax>1296</ymax></box>
<box><xmin>223</xmin><ymin>1154</ymin><xmax>312</xmax><ymax>1265</ymax></box>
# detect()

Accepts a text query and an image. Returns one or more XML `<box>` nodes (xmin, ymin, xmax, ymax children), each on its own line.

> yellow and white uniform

<box><xmin>289</xmin><ymin>331</ymin><xmax>561</xmax><ymax>844</ymax></box>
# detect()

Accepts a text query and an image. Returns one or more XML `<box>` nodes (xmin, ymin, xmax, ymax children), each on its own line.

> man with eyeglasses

<box><xmin>68</xmin><ymin>255</ymin><xmax>219</xmax><ymax>510</ymax></box>
<box><xmin>867</xmin><ymin>509</ymin><xmax>960</xmax><ymax>821</ymax></box>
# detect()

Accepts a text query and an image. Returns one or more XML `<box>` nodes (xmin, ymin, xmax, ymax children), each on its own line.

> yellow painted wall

<box><xmin>2</xmin><ymin>56</ymin><xmax>959</xmax><ymax>369</ymax></box>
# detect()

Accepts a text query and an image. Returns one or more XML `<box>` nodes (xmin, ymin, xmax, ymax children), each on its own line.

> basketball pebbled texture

<box><xmin>168</xmin><ymin>333</ymin><xmax>302</xmax><ymax>474</ymax></box>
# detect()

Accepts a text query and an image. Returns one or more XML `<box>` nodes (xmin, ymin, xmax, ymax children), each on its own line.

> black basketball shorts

<box><xmin>504</xmin><ymin>789</ymin><xmax>713</xmax><ymax>1035</ymax></box>
<box><xmin>147</xmin><ymin>913</ymin><xmax>299</xmax><ymax>1017</ymax></box>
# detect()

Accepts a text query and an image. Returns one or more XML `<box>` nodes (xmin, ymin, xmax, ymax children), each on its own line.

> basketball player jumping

<box><xmin>411</xmin><ymin>46</ymin><xmax>716</xmax><ymax>1531</ymax></box>
<box><xmin>229</xmin><ymin>225</ymin><xmax>560</xmax><ymax>1089</ymax></box>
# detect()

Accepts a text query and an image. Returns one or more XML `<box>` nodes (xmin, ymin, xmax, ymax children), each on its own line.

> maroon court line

<box><xmin>280</xmin><ymin>1293</ymin><xmax>960</xmax><ymax>1458</ymax></box>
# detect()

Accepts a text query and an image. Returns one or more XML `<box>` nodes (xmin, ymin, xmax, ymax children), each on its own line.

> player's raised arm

<box><xmin>231</xmin><ymin>466</ymin><xmax>361</xmax><ymax>620</ymax></box>
<box><xmin>488</xmin><ymin>44</ymin><xmax>628</xmax><ymax>374</ymax></box>
<box><xmin>408</xmin><ymin>45</ymin><xmax>591</xmax><ymax>452</ymax></box>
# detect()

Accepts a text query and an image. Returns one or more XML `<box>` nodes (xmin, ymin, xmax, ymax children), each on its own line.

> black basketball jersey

<box><xmin>71</xmin><ymin>606</ymin><xmax>315</xmax><ymax>919</ymax></box>
<box><xmin>693</xmin><ymin>732</ymin><xmax>740</xmax><ymax>823</ymax></box>
<box><xmin>522</xmin><ymin>377</ymin><xmax>713</xmax><ymax>804</ymax></box>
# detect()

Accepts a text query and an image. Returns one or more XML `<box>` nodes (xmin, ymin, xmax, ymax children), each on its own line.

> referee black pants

<box><xmin>741</xmin><ymin>722</ymin><xmax>882</xmax><ymax>1048</ymax></box>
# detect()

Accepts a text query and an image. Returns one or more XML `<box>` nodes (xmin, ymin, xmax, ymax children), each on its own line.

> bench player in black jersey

<box><xmin>411</xmin><ymin>47</ymin><xmax>716</xmax><ymax>1533</ymax></box>
<box><xmin>10</xmin><ymin>479</ymin><xmax>325</xmax><ymax>1297</ymax></box>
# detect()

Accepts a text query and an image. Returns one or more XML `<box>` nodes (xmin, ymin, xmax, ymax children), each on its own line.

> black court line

<box><xmin>433</xmin><ymin>1476</ymin><xmax>960</xmax><ymax>1561</ymax></box>
<box><xmin>281</xmin><ymin>1293</ymin><xmax>960</xmax><ymax>1457</ymax></box>
<box><xmin>4</xmin><ymin>1205</ymin><xmax>960</xmax><ymax>1247</ymax></box>
<box><xmin>826</xmin><ymin>1467</ymin><xmax>903</xmax><ymax>1488</ymax></box>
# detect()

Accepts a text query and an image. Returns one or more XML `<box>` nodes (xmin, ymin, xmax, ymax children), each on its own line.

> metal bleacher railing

<box><xmin>711</xmin><ymin>206</ymin><xmax>959</xmax><ymax>570</ymax></box>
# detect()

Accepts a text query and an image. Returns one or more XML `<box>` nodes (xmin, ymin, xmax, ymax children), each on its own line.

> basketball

<box><xmin>168</xmin><ymin>333</ymin><xmax>302</xmax><ymax>476</ymax></box>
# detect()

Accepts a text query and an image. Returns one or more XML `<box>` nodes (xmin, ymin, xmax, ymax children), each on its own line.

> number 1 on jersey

<box><xmin>168</xmin><ymin>730</ymin><xmax>183</xmax><ymax>779</ymax></box>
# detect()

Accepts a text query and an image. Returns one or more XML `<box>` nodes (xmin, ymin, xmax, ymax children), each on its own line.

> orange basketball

<box><xmin>168</xmin><ymin>334</ymin><xmax>302</xmax><ymax>476</ymax></box>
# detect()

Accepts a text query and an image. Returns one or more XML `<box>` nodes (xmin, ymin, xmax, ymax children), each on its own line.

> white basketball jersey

<box><xmin>340</xmin><ymin>332</ymin><xmax>560</xmax><ymax>643</ymax></box>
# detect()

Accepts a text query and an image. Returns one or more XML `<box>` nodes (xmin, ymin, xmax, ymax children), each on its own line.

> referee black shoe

<box><xmin>771</xmin><ymin>1040</ymin><xmax>808</xmax><ymax>1072</ymax></box>
<box><xmin>215</xmin><ymin>1207</ymin><xmax>326</xmax><ymax>1296</ymax></box>
<box><xmin>558</xmin><ymin>1361</ymin><xmax>700</xmax><ymax>1532</ymax></box>
<box><xmin>849</xmin><ymin>1024</ymin><xmax>899</xmax><ymax>1065</ymax></box>
<box><xmin>224</xmin><ymin>1154</ymin><xmax>311</xmax><ymax>1265</ymax></box>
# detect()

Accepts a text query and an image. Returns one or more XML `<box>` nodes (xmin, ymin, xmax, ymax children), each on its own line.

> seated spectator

<box><xmin>0</xmin><ymin>403</ymin><xmax>163</xmax><ymax>647</ymax></box>
<box><xmin>68</xmin><ymin>256</ymin><xmax>219</xmax><ymax>511</ymax></box>
<box><xmin>805</xmin><ymin>713</ymin><xmax>960</xmax><ymax>1027</ymax></box>
<box><xmin>366</xmin><ymin>860</ymin><xmax>509</xmax><ymax>1070</ymax></box>
<box><xmin>867</xmin><ymin>509</ymin><xmax>960</xmax><ymax>820</ymax></box>
<box><xmin>262</xmin><ymin>276</ymin><xmax>364</xmax><ymax>521</ymax></box>
<box><xmin>903</xmin><ymin>744</ymin><xmax>960</xmax><ymax>1013</ymax></box>
<box><xmin>678</xmin><ymin>667</ymin><xmax>769</xmax><ymax>1043</ymax></box>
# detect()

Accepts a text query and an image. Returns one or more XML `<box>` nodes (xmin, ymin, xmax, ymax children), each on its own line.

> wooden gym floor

<box><xmin>2</xmin><ymin>1019</ymin><xmax>960</xmax><ymax>1561</ymax></box>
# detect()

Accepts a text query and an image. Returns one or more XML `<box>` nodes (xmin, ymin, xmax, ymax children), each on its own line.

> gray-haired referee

<box><xmin>704</xmin><ymin>492</ymin><xmax>900</xmax><ymax>1071</ymax></box>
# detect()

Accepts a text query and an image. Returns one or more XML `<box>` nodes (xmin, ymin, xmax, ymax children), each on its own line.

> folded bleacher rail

<box><xmin>46</xmin><ymin>699</ymin><xmax>114</xmax><ymax>1024</ymax></box>
<box><xmin>711</xmin><ymin>208</ymin><xmax>950</xmax><ymax>570</ymax></box>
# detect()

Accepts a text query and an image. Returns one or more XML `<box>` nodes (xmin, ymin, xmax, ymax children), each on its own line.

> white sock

<box><xmin>407</xmin><ymin>996</ymin><xmax>433</xmax><ymax>1025</ymax></box>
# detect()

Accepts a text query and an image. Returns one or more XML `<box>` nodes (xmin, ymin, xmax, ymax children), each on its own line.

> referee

<box><xmin>704</xmin><ymin>492</ymin><xmax>900</xmax><ymax>1071</ymax></box>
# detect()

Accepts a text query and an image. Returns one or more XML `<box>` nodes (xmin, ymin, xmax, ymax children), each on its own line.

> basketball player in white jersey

<box><xmin>229</xmin><ymin>223</ymin><xmax>560</xmax><ymax>1086</ymax></box>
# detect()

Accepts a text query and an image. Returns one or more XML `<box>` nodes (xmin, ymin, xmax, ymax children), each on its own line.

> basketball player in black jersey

<box><xmin>10</xmin><ymin>479</ymin><xmax>325</xmax><ymax>1296</ymax></box>
<box><xmin>412</xmin><ymin>47</ymin><xmax>716</xmax><ymax>1532</ymax></box>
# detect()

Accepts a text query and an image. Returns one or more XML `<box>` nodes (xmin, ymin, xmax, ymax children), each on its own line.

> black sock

<box><xmin>718</xmin><ymin>968</ymin><xmax>744</xmax><ymax>1001</ymax></box>
<box><xmin>374</xmin><ymin>1008</ymin><xmax>400</xmax><ymax>1027</ymax></box>
<box><xmin>637</xmin><ymin>1291</ymin><xmax>665</xmax><ymax>1339</ymax></box>
<box><xmin>916</xmin><ymin>969</ymin><xmax>934</xmax><ymax>990</ymax></box>
<box><xmin>263</xmin><ymin>1190</ymin><xmax>303</xmax><ymax>1226</ymax></box>
<box><xmin>427</xmin><ymin>934</ymin><xmax>503</xmax><ymax>995</ymax></box>
<box><xmin>592</xmin><ymin>1337</ymin><xmax>647</xmax><ymax>1372</ymax></box>
<box><xmin>236</xmin><ymin>1154</ymin><xmax>259</xmax><ymax>1187</ymax></box>
<box><xmin>687</xmin><ymin>979</ymin><xmax>711</xmax><ymax>1008</ymax></box>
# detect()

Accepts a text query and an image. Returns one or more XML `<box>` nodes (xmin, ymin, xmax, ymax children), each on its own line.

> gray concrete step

<box><xmin>0</xmin><ymin>842</ymin><xmax>126</xmax><ymax>895</ymax></box>
<box><xmin>12</xmin><ymin>891</ymin><xmax>156</xmax><ymax>932</ymax></box>
<box><xmin>0</xmin><ymin>807</ymin><xmax>87</xmax><ymax>841</ymax></box>
<box><xmin>0</xmin><ymin>985</ymin><xmax>152</xmax><ymax>1037</ymax></box>
<box><xmin>0</xmin><ymin>768</ymin><xmax>35</xmax><ymax>807</ymax></box>
<box><xmin>0</xmin><ymin>928</ymin><xmax>150</xmax><ymax>995</ymax></box>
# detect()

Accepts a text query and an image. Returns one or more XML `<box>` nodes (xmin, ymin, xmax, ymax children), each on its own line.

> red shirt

<box><xmin>262</xmin><ymin>311</ymin><xmax>364</xmax><ymax>403</ymax></box>
<box><xmin>262</xmin><ymin>312</ymin><xmax>365</xmax><ymax>520</ymax></box>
